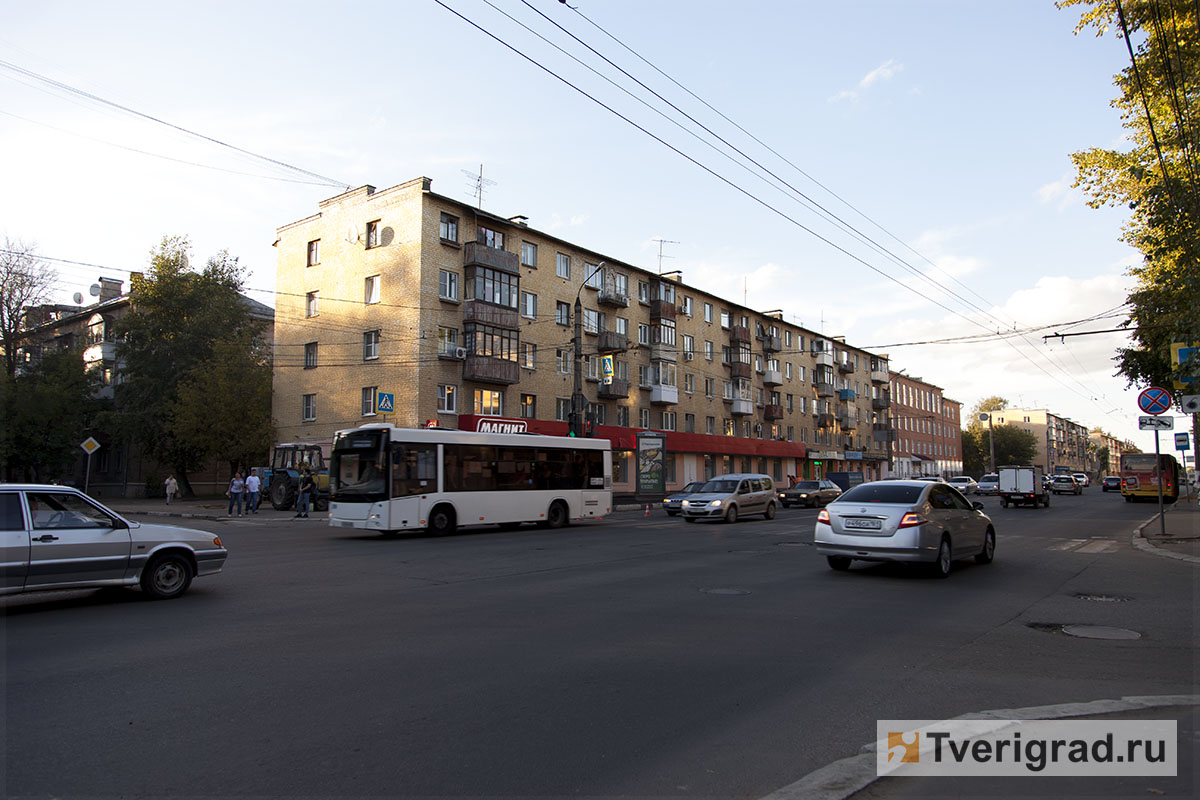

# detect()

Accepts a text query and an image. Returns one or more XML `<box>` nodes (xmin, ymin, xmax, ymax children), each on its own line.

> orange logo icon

<box><xmin>887</xmin><ymin>731</ymin><xmax>920</xmax><ymax>763</ymax></box>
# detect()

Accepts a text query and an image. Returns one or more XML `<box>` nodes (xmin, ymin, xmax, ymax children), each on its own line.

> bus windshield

<box><xmin>331</xmin><ymin>429</ymin><xmax>388</xmax><ymax>502</ymax></box>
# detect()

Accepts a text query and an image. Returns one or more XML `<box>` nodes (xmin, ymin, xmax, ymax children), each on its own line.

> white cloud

<box><xmin>859</xmin><ymin>58</ymin><xmax>903</xmax><ymax>89</ymax></box>
<box><xmin>1036</xmin><ymin>172</ymin><xmax>1078</xmax><ymax>210</ymax></box>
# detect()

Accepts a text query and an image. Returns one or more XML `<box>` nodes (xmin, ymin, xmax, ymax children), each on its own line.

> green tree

<box><xmin>1</xmin><ymin>349</ymin><xmax>103</xmax><ymax>481</ymax></box>
<box><xmin>961</xmin><ymin>397</ymin><xmax>1010</xmax><ymax>474</ymax></box>
<box><xmin>1</xmin><ymin>238</ymin><xmax>57</xmax><ymax>379</ymax></box>
<box><xmin>169</xmin><ymin>335</ymin><xmax>273</xmax><ymax>475</ymax></box>
<box><xmin>114</xmin><ymin>237</ymin><xmax>266</xmax><ymax>496</ymax></box>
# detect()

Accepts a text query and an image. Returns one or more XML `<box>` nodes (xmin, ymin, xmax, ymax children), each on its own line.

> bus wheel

<box><xmin>545</xmin><ymin>501</ymin><xmax>569</xmax><ymax>529</ymax></box>
<box><xmin>428</xmin><ymin>505</ymin><xmax>456</xmax><ymax>536</ymax></box>
<box><xmin>314</xmin><ymin>496</ymin><xmax>329</xmax><ymax>512</ymax></box>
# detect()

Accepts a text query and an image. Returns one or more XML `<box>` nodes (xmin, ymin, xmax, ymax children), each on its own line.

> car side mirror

<box><xmin>972</xmin><ymin>502</ymin><xmax>984</xmax><ymax>511</ymax></box>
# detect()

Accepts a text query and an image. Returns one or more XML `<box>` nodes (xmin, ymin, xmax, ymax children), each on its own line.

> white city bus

<box><xmin>328</xmin><ymin>424</ymin><xmax>612</xmax><ymax>536</ymax></box>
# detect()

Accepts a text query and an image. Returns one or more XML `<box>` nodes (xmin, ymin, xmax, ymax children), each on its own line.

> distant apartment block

<box><xmin>886</xmin><ymin>371</ymin><xmax>963</xmax><ymax>478</ymax></box>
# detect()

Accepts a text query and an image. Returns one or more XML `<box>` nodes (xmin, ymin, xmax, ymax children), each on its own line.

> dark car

<box><xmin>662</xmin><ymin>481</ymin><xmax>705</xmax><ymax>516</ymax></box>
<box><xmin>1101</xmin><ymin>476</ymin><xmax>1120</xmax><ymax>492</ymax></box>
<box><xmin>779</xmin><ymin>479</ymin><xmax>842</xmax><ymax>508</ymax></box>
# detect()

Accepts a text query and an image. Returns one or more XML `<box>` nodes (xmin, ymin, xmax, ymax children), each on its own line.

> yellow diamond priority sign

<box><xmin>80</xmin><ymin>436</ymin><xmax>101</xmax><ymax>455</ymax></box>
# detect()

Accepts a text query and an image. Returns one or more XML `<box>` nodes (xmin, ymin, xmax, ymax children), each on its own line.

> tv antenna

<box><xmin>651</xmin><ymin>238</ymin><xmax>678</xmax><ymax>274</ymax></box>
<box><xmin>462</xmin><ymin>164</ymin><xmax>497</xmax><ymax>208</ymax></box>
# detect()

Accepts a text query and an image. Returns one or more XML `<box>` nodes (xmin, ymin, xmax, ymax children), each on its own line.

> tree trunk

<box><xmin>175</xmin><ymin>467</ymin><xmax>195</xmax><ymax>499</ymax></box>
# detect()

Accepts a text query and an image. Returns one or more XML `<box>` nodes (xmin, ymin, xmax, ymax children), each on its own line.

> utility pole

<box><xmin>980</xmin><ymin>413</ymin><xmax>996</xmax><ymax>474</ymax></box>
<box><xmin>570</xmin><ymin>262</ymin><xmax>606</xmax><ymax>438</ymax></box>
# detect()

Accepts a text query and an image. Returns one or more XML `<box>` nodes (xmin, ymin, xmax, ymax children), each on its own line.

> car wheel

<box><xmin>1000</xmin><ymin>497</ymin><xmax>1008</xmax><ymax>508</ymax></box>
<box><xmin>763</xmin><ymin>502</ymin><xmax>776</xmax><ymax>520</ymax></box>
<box><xmin>545</xmin><ymin>501</ymin><xmax>569</xmax><ymax>529</ymax></box>
<box><xmin>141</xmin><ymin>552</ymin><xmax>194</xmax><ymax>600</ymax></box>
<box><xmin>930</xmin><ymin>537</ymin><xmax>952</xmax><ymax>578</ymax></box>
<box><xmin>724</xmin><ymin>505</ymin><xmax>738</xmax><ymax>524</ymax></box>
<box><xmin>428</xmin><ymin>505</ymin><xmax>456</xmax><ymax>536</ymax></box>
<box><xmin>1043</xmin><ymin>494</ymin><xmax>1050</xmax><ymax>507</ymax></box>
<box><xmin>976</xmin><ymin>528</ymin><xmax>995</xmax><ymax>564</ymax></box>
<box><xmin>827</xmin><ymin>556</ymin><xmax>852</xmax><ymax>571</ymax></box>
<box><xmin>1124</xmin><ymin>495</ymin><xmax>1133</xmax><ymax>503</ymax></box>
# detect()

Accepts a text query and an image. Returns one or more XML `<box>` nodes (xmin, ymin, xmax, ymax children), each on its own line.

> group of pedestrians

<box><xmin>225</xmin><ymin>468</ymin><xmax>262</xmax><ymax>517</ymax></box>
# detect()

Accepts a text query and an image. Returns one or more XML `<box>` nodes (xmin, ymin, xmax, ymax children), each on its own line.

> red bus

<box><xmin>1119</xmin><ymin>453</ymin><xmax>1180</xmax><ymax>504</ymax></box>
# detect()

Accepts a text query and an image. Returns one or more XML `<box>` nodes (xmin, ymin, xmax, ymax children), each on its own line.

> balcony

<box><xmin>463</xmin><ymin>354</ymin><xmax>519</xmax><ymax>385</ymax></box>
<box><xmin>728</xmin><ymin>361</ymin><xmax>751</xmax><ymax>379</ymax></box>
<box><xmin>816</xmin><ymin>381</ymin><xmax>834</xmax><ymax>398</ymax></box>
<box><xmin>838</xmin><ymin>361</ymin><xmax>854</xmax><ymax>374</ymax></box>
<box><xmin>83</xmin><ymin>340</ymin><xmax>116</xmax><ymax>364</ymax></box>
<box><xmin>598</xmin><ymin>288</ymin><xmax>629</xmax><ymax>308</ymax></box>
<box><xmin>650</xmin><ymin>299</ymin><xmax>676</xmax><ymax>322</ymax></box>
<box><xmin>873</xmin><ymin>423</ymin><xmax>894</xmax><ymax>442</ymax></box>
<box><xmin>838</xmin><ymin>389</ymin><xmax>856</xmax><ymax>401</ymax></box>
<box><xmin>816</xmin><ymin>413</ymin><xmax>836</xmax><ymax>429</ymax></box>
<box><xmin>597</xmin><ymin>330</ymin><xmax>627</xmax><ymax>352</ymax></box>
<box><xmin>872</xmin><ymin>395</ymin><xmax>891</xmax><ymax>410</ymax></box>
<box><xmin>730</xmin><ymin>325</ymin><xmax>751</xmax><ymax>344</ymax></box>
<box><xmin>837</xmin><ymin>412</ymin><xmax>854</xmax><ymax>430</ymax></box>
<box><xmin>464</xmin><ymin>241</ymin><xmax>518</xmax><ymax>274</ymax></box>
<box><xmin>650</xmin><ymin>342</ymin><xmax>677</xmax><ymax>362</ymax></box>
<box><xmin>870</xmin><ymin>365</ymin><xmax>889</xmax><ymax>384</ymax></box>
<box><xmin>762</xmin><ymin>368</ymin><xmax>783</xmax><ymax>386</ymax></box>
<box><xmin>764</xmin><ymin>403</ymin><xmax>784</xmax><ymax>421</ymax></box>
<box><xmin>761</xmin><ymin>334</ymin><xmax>781</xmax><ymax>352</ymax></box>
<box><xmin>598</xmin><ymin>378</ymin><xmax>629</xmax><ymax>399</ymax></box>
<box><xmin>651</xmin><ymin>384</ymin><xmax>679</xmax><ymax>405</ymax></box>
<box><xmin>814</xmin><ymin>350</ymin><xmax>834</xmax><ymax>368</ymax></box>
<box><xmin>730</xmin><ymin>398</ymin><xmax>753</xmax><ymax>416</ymax></box>
<box><xmin>464</xmin><ymin>300</ymin><xmax>518</xmax><ymax>330</ymax></box>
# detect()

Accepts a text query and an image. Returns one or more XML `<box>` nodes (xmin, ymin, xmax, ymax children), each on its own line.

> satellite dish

<box><xmin>73</xmin><ymin>292</ymin><xmax>84</xmax><ymax>304</ymax></box>
<box><xmin>345</xmin><ymin>223</ymin><xmax>360</xmax><ymax>244</ymax></box>
<box><xmin>88</xmin><ymin>284</ymin><xmax>101</xmax><ymax>297</ymax></box>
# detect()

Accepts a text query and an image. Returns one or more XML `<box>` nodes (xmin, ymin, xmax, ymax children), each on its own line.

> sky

<box><xmin>1</xmin><ymin>0</ymin><xmax>1187</xmax><ymax>455</ymax></box>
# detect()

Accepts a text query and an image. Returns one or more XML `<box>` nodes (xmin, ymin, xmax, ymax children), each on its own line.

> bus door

<box><xmin>389</xmin><ymin>442</ymin><xmax>438</xmax><ymax>527</ymax></box>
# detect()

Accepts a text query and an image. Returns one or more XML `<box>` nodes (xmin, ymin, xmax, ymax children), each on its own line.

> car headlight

<box><xmin>709</xmin><ymin>500</ymin><xmax>723</xmax><ymax>507</ymax></box>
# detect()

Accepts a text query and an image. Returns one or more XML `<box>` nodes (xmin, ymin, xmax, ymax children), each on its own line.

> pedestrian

<box><xmin>227</xmin><ymin>470</ymin><xmax>245</xmax><ymax>517</ymax></box>
<box><xmin>296</xmin><ymin>468</ymin><xmax>315</xmax><ymax>518</ymax></box>
<box><xmin>245</xmin><ymin>468</ymin><xmax>261</xmax><ymax>514</ymax></box>
<box><xmin>164</xmin><ymin>474</ymin><xmax>178</xmax><ymax>505</ymax></box>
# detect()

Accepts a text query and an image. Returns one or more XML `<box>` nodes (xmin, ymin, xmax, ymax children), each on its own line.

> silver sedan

<box><xmin>814</xmin><ymin>480</ymin><xmax>995</xmax><ymax>577</ymax></box>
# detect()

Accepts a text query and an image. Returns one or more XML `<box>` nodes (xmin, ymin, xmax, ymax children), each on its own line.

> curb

<box><xmin>758</xmin><ymin>695</ymin><xmax>1200</xmax><ymax>800</ymax></box>
<box><xmin>1131</xmin><ymin>515</ymin><xmax>1200</xmax><ymax>565</ymax></box>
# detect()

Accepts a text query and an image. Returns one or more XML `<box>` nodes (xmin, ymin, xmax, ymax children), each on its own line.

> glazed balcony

<box><xmin>463</xmin><ymin>354</ymin><xmax>519</xmax><ymax>385</ymax></box>
<box><xmin>728</xmin><ymin>361</ymin><xmax>751</xmax><ymax>379</ymax></box>
<box><xmin>764</xmin><ymin>403</ymin><xmax>784</xmax><ymax>421</ymax></box>
<box><xmin>650</xmin><ymin>342</ymin><xmax>677</xmax><ymax>362</ymax></box>
<box><xmin>762</xmin><ymin>368</ymin><xmax>783</xmax><ymax>386</ymax></box>
<box><xmin>651</xmin><ymin>384</ymin><xmax>679</xmax><ymax>405</ymax></box>
<box><xmin>870</xmin><ymin>364</ymin><xmax>889</xmax><ymax>384</ymax></box>
<box><xmin>816</xmin><ymin>380</ymin><xmax>834</xmax><ymax>398</ymax></box>
<box><xmin>813</xmin><ymin>351</ymin><xmax>834</xmax><ymax>368</ymax></box>
<box><xmin>730</xmin><ymin>398</ymin><xmax>753</xmax><ymax>416</ymax></box>
<box><xmin>837</xmin><ymin>412</ymin><xmax>854</xmax><ymax>430</ymax></box>
<box><xmin>463</xmin><ymin>300</ymin><xmax>519</xmax><ymax>330</ymax></box>
<box><xmin>730</xmin><ymin>325</ymin><xmax>751</xmax><ymax>344</ymax></box>
<box><xmin>650</xmin><ymin>299</ymin><xmax>676</xmax><ymax>322</ymax></box>
<box><xmin>598</xmin><ymin>378</ymin><xmax>629</xmax><ymax>399</ymax></box>
<box><xmin>464</xmin><ymin>241</ymin><xmax>519</xmax><ymax>274</ymax></box>
<box><xmin>838</xmin><ymin>389</ymin><xmax>856</xmax><ymax>401</ymax></box>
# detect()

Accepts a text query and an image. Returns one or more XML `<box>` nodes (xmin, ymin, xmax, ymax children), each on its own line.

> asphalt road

<box><xmin>3</xmin><ymin>490</ymin><xmax>1194</xmax><ymax>798</ymax></box>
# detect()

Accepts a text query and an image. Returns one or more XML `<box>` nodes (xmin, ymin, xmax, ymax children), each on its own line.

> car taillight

<box><xmin>817</xmin><ymin>509</ymin><xmax>830</xmax><ymax>524</ymax></box>
<box><xmin>897</xmin><ymin>513</ymin><xmax>926</xmax><ymax>529</ymax></box>
<box><xmin>212</xmin><ymin>536</ymin><xmax>223</xmax><ymax>547</ymax></box>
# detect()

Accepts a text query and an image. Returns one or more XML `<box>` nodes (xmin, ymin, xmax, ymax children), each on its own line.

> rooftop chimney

<box><xmin>98</xmin><ymin>277</ymin><xmax>123</xmax><ymax>303</ymax></box>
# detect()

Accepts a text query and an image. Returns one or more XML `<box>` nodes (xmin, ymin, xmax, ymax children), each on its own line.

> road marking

<box><xmin>1076</xmin><ymin>540</ymin><xmax>1119</xmax><ymax>554</ymax></box>
<box><xmin>1048</xmin><ymin>539</ymin><xmax>1087</xmax><ymax>551</ymax></box>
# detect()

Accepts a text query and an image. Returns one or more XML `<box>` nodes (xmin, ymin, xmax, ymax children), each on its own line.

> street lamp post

<box><xmin>979</xmin><ymin>413</ymin><xmax>996</xmax><ymax>474</ymax></box>
<box><xmin>570</xmin><ymin>262</ymin><xmax>606</xmax><ymax>438</ymax></box>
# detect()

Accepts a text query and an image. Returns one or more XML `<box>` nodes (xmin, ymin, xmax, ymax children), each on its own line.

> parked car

<box><xmin>1049</xmin><ymin>475</ymin><xmax>1082</xmax><ymax>495</ymax></box>
<box><xmin>947</xmin><ymin>476</ymin><xmax>979</xmax><ymax>495</ymax></box>
<box><xmin>1072</xmin><ymin>473</ymin><xmax>1090</xmax><ymax>488</ymax></box>
<box><xmin>779</xmin><ymin>479</ymin><xmax>842</xmax><ymax>508</ymax></box>
<box><xmin>0</xmin><ymin>484</ymin><xmax>227</xmax><ymax>600</ymax></box>
<box><xmin>662</xmin><ymin>481</ymin><xmax>705</xmax><ymax>516</ymax></box>
<box><xmin>814</xmin><ymin>480</ymin><xmax>995</xmax><ymax>577</ymax></box>
<box><xmin>916</xmin><ymin>476</ymin><xmax>947</xmax><ymax>483</ymax></box>
<box><xmin>680</xmin><ymin>473</ymin><xmax>777</xmax><ymax>523</ymax></box>
<box><xmin>976</xmin><ymin>474</ymin><xmax>1000</xmax><ymax>495</ymax></box>
<box><xmin>1101</xmin><ymin>476</ymin><xmax>1121</xmax><ymax>492</ymax></box>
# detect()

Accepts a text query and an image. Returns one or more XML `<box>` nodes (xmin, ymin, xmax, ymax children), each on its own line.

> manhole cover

<box><xmin>1062</xmin><ymin>625</ymin><xmax>1141</xmax><ymax>640</ymax></box>
<box><xmin>700</xmin><ymin>588</ymin><xmax>750</xmax><ymax>596</ymax></box>
<box><xmin>1074</xmin><ymin>593</ymin><xmax>1132</xmax><ymax>603</ymax></box>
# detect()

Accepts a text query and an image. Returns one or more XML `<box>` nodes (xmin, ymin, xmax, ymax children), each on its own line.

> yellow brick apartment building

<box><xmin>273</xmin><ymin>177</ymin><xmax>899</xmax><ymax>494</ymax></box>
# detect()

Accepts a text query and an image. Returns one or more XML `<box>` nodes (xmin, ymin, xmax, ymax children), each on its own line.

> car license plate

<box><xmin>844</xmin><ymin>518</ymin><xmax>882</xmax><ymax>530</ymax></box>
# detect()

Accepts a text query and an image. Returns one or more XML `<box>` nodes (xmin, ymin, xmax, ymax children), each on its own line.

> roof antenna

<box><xmin>651</xmin><ymin>238</ymin><xmax>678</xmax><ymax>274</ymax></box>
<box><xmin>461</xmin><ymin>164</ymin><xmax>497</xmax><ymax>209</ymax></box>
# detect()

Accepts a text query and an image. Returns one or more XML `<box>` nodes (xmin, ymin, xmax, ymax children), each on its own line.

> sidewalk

<box><xmin>1133</xmin><ymin>491</ymin><xmax>1200</xmax><ymax>563</ymax></box>
<box><xmin>106</xmin><ymin>495</ymin><xmax>310</xmax><ymax>522</ymax></box>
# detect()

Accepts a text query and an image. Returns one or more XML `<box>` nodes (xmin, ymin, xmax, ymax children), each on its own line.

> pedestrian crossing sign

<box><xmin>377</xmin><ymin>393</ymin><xmax>394</xmax><ymax>413</ymax></box>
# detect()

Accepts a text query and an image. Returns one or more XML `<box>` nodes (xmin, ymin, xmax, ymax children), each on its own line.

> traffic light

<box><xmin>567</xmin><ymin>411</ymin><xmax>578</xmax><ymax>437</ymax></box>
<box><xmin>584</xmin><ymin>409</ymin><xmax>595</xmax><ymax>437</ymax></box>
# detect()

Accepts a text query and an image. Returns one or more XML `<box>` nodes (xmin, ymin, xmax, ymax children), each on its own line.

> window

<box><xmin>463</xmin><ymin>323</ymin><xmax>517</xmax><ymax>362</ymax></box>
<box><xmin>518</xmin><ymin>241</ymin><xmax>537</xmax><ymax>268</ymax></box>
<box><xmin>478</xmin><ymin>225</ymin><xmax>504</xmax><ymax>249</ymax></box>
<box><xmin>556</xmin><ymin>398</ymin><xmax>571</xmax><ymax>422</ymax></box>
<box><xmin>440</xmin><ymin>213</ymin><xmax>459</xmax><ymax>242</ymax></box>
<box><xmin>704</xmin><ymin>302</ymin><xmax>713</xmax><ymax>323</ymax></box>
<box><xmin>520</xmin><ymin>291</ymin><xmax>537</xmax><ymax>319</ymax></box>
<box><xmin>684</xmin><ymin>413</ymin><xmax>695</xmax><ymax>433</ymax></box>
<box><xmin>473</xmin><ymin>389</ymin><xmax>503</xmax><ymax>415</ymax></box>
<box><xmin>520</xmin><ymin>394</ymin><xmax>536</xmax><ymax>419</ymax></box>
<box><xmin>706</xmin><ymin>416</ymin><xmax>715</xmax><ymax>435</ymax></box>
<box><xmin>364</xmin><ymin>274</ymin><xmax>380</xmax><ymax>304</ymax></box>
<box><xmin>784</xmin><ymin>330</ymin><xmax>792</xmax><ymax>347</ymax></box>
<box><xmin>305</xmin><ymin>291</ymin><xmax>319</xmax><ymax>317</ymax></box>
<box><xmin>637</xmin><ymin>323</ymin><xmax>650</xmax><ymax>345</ymax></box>
<box><xmin>613</xmin><ymin>273</ymin><xmax>629</xmax><ymax>297</ymax></box>
<box><xmin>681</xmin><ymin>296</ymin><xmax>693</xmax><ymax>316</ymax></box>
<box><xmin>439</xmin><ymin>270</ymin><xmax>459</xmax><ymax>301</ymax></box>
<box><xmin>786</xmin><ymin>362</ymin><xmax>793</xmax><ymax>379</ymax></box>
<box><xmin>584</xmin><ymin>263</ymin><xmax>603</xmax><ymax>288</ymax></box>
<box><xmin>363</xmin><ymin>330</ymin><xmax>380</xmax><ymax>360</ymax></box>
<box><xmin>682</xmin><ymin>334</ymin><xmax>694</xmax><ymax>360</ymax></box>
<box><xmin>704</xmin><ymin>377</ymin><xmax>715</xmax><ymax>398</ymax></box>
<box><xmin>705</xmin><ymin>340</ymin><xmax>714</xmax><ymax>361</ymax></box>
<box><xmin>638</xmin><ymin>281</ymin><xmax>649</xmax><ymax>302</ymax></box>
<box><xmin>724</xmin><ymin>419</ymin><xmax>736</xmax><ymax>436</ymax></box>
<box><xmin>362</xmin><ymin>386</ymin><xmax>377</xmax><ymax>416</ymax></box>
<box><xmin>583</xmin><ymin>308</ymin><xmax>599</xmax><ymax>334</ymax></box>
<box><xmin>556</xmin><ymin>301</ymin><xmax>571</xmax><ymax>326</ymax></box>
<box><xmin>306</xmin><ymin>239</ymin><xmax>320</xmax><ymax>266</ymax></box>
<box><xmin>520</xmin><ymin>342</ymin><xmax>536</xmax><ymax>369</ymax></box>
<box><xmin>655</xmin><ymin>362</ymin><xmax>677</xmax><ymax>387</ymax></box>
<box><xmin>438</xmin><ymin>384</ymin><xmax>457</xmax><ymax>413</ymax></box>
<box><xmin>589</xmin><ymin>402</ymin><xmax>606</xmax><ymax>424</ymax></box>
<box><xmin>721</xmin><ymin>309</ymin><xmax>731</xmax><ymax>328</ymax></box>
<box><xmin>616</xmin><ymin>317</ymin><xmax>628</xmax><ymax>336</ymax></box>
<box><xmin>684</xmin><ymin>373</ymin><xmax>695</xmax><ymax>393</ymax></box>
<box><xmin>617</xmin><ymin>406</ymin><xmax>630</xmax><ymax>427</ymax></box>
<box><xmin>438</xmin><ymin>326</ymin><xmax>458</xmax><ymax>355</ymax></box>
<box><xmin>585</xmin><ymin>355</ymin><xmax>598</xmax><ymax>380</ymax></box>
<box><xmin>660</xmin><ymin>411</ymin><xmax>676</xmax><ymax>431</ymax></box>
<box><xmin>366</xmin><ymin>220</ymin><xmax>381</xmax><ymax>248</ymax></box>
<box><xmin>304</xmin><ymin>342</ymin><xmax>318</xmax><ymax>369</ymax></box>
<box><xmin>638</xmin><ymin>365</ymin><xmax>651</xmax><ymax>387</ymax></box>
<box><xmin>302</xmin><ymin>394</ymin><xmax>316</xmax><ymax>421</ymax></box>
<box><xmin>639</xmin><ymin>408</ymin><xmax>651</xmax><ymax>428</ymax></box>
<box><xmin>655</xmin><ymin>322</ymin><xmax>676</xmax><ymax>346</ymax></box>
<box><xmin>556</xmin><ymin>253</ymin><xmax>571</xmax><ymax>279</ymax></box>
<box><xmin>556</xmin><ymin>349</ymin><xmax>571</xmax><ymax>374</ymax></box>
<box><xmin>464</xmin><ymin>266</ymin><xmax>518</xmax><ymax>309</ymax></box>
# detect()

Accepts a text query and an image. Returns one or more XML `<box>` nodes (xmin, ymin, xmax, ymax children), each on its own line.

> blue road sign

<box><xmin>377</xmin><ymin>392</ymin><xmax>394</xmax><ymax>413</ymax></box>
<box><xmin>1138</xmin><ymin>386</ymin><xmax>1172</xmax><ymax>415</ymax></box>
<box><xmin>1177</xmin><ymin>432</ymin><xmax>1190</xmax><ymax>451</ymax></box>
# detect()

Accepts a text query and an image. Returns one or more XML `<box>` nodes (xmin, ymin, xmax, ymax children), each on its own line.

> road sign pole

<box><xmin>84</xmin><ymin>451</ymin><xmax>92</xmax><ymax>495</ymax></box>
<box><xmin>1155</xmin><ymin>430</ymin><xmax>1167</xmax><ymax>538</ymax></box>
